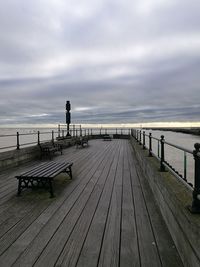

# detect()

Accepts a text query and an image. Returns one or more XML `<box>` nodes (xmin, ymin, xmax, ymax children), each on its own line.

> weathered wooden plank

<box><xmin>33</xmin><ymin>142</ymin><xmax>117</xmax><ymax>267</ymax></box>
<box><xmin>0</xmin><ymin>198</ymin><xmax>36</xmax><ymax>237</ymax></box>
<box><xmin>120</xmin><ymin>142</ymin><xmax>140</xmax><ymax>267</ymax></box>
<box><xmin>11</xmin><ymin>140</ymin><xmax>115</xmax><ymax>267</ymax></box>
<box><xmin>0</xmin><ymin>140</ymin><xmax>183</xmax><ymax>267</ymax></box>
<box><xmin>127</xmin><ymin>144</ymin><xmax>162</xmax><ymax>267</ymax></box>
<box><xmin>0</xmin><ymin>197</ymin><xmax>50</xmax><ymax>258</ymax></box>
<box><xmin>0</xmin><ymin>143</ymin><xmax>107</xmax><ymax>265</ymax></box>
<box><xmin>98</xmin><ymin>140</ymin><xmax>123</xmax><ymax>267</ymax></box>
<box><xmin>131</xmin><ymin>146</ymin><xmax>183</xmax><ymax>267</ymax></box>
<box><xmin>56</xmin><ymin>142</ymin><xmax>121</xmax><ymax>267</ymax></box>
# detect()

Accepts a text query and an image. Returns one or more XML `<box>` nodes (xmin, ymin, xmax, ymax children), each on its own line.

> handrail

<box><xmin>131</xmin><ymin>128</ymin><xmax>200</xmax><ymax>213</ymax></box>
<box><xmin>164</xmin><ymin>140</ymin><xmax>193</xmax><ymax>154</ymax></box>
<box><xmin>0</xmin><ymin>125</ymin><xmax>131</xmax><ymax>151</ymax></box>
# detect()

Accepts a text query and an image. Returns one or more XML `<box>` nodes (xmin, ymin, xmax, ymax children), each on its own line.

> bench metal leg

<box><xmin>66</xmin><ymin>166</ymin><xmax>72</xmax><ymax>179</ymax></box>
<box><xmin>17</xmin><ymin>179</ymin><xmax>22</xmax><ymax>196</ymax></box>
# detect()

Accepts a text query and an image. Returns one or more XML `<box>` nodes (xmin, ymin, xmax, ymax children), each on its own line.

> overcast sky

<box><xmin>0</xmin><ymin>0</ymin><xmax>200</xmax><ymax>126</ymax></box>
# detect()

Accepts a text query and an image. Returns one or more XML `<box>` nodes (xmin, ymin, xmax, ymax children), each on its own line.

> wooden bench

<box><xmin>75</xmin><ymin>137</ymin><xmax>89</xmax><ymax>148</ymax></box>
<box><xmin>103</xmin><ymin>134</ymin><xmax>112</xmax><ymax>141</ymax></box>
<box><xmin>15</xmin><ymin>161</ymin><xmax>73</xmax><ymax>197</ymax></box>
<box><xmin>39</xmin><ymin>142</ymin><xmax>62</xmax><ymax>159</ymax></box>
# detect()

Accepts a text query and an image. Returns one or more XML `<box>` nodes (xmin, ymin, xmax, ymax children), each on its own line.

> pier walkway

<box><xmin>0</xmin><ymin>139</ymin><xmax>183</xmax><ymax>266</ymax></box>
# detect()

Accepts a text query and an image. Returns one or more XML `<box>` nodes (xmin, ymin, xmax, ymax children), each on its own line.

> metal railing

<box><xmin>58</xmin><ymin>124</ymin><xmax>131</xmax><ymax>137</ymax></box>
<box><xmin>0</xmin><ymin>130</ymin><xmax>61</xmax><ymax>151</ymax></box>
<box><xmin>0</xmin><ymin>125</ymin><xmax>131</xmax><ymax>152</ymax></box>
<box><xmin>131</xmin><ymin>129</ymin><xmax>200</xmax><ymax>213</ymax></box>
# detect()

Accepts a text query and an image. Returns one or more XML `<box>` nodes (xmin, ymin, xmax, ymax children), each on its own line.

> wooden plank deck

<box><xmin>0</xmin><ymin>139</ymin><xmax>183</xmax><ymax>267</ymax></box>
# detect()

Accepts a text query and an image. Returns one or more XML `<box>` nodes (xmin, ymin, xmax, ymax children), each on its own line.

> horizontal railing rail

<box><xmin>0</xmin><ymin>125</ymin><xmax>131</xmax><ymax>152</ymax></box>
<box><xmin>131</xmin><ymin>129</ymin><xmax>200</xmax><ymax>213</ymax></box>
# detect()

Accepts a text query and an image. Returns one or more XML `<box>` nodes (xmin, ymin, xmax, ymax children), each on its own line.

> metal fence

<box><xmin>131</xmin><ymin>129</ymin><xmax>200</xmax><ymax>213</ymax></box>
<box><xmin>0</xmin><ymin>125</ymin><xmax>131</xmax><ymax>152</ymax></box>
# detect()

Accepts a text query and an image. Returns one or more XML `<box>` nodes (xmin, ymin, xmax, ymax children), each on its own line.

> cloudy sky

<box><xmin>0</xmin><ymin>0</ymin><xmax>200</xmax><ymax>126</ymax></box>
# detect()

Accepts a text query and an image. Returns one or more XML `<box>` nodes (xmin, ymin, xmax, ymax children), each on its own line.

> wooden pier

<box><xmin>0</xmin><ymin>139</ymin><xmax>183</xmax><ymax>266</ymax></box>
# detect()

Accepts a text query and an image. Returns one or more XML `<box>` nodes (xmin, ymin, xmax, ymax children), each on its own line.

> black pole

<box><xmin>143</xmin><ymin>131</ymin><xmax>145</xmax><ymax>149</ymax></box>
<box><xmin>189</xmin><ymin>143</ymin><xmax>200</xmax><ymax>213</ymax></box>
<box><xmin>139</xmin><ymin>130</ymin><xmax>142</xmax><ymax>145</ymax></box>
<box><xmin>37</xmin><ymin>131</ymin><xmax>40</xmax><ymax>145</ymax></box>
<box><xmin>16</xmin><ymin>132</ymin><xmax>20</xmax><ymax>150</ymax></box>
<box><xmin>149</xmin><ymin>133</ymin><xmax>152</xmax><ymax>157</ymax></box>
<box><xmin>160</xmin><ymin>135</ymin><xmax>165</xmax><ymax>172</ymax></box>
<box><xmin>66</xmin><ymin>101</ymin><xmax>71</xmax><ymax>136</ymax></box>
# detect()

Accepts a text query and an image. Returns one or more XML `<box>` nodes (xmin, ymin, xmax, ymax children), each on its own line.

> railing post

<box><xmin>189</xmin><ymin>143</ymin><xmax>200</xmax><ymax>213</ymax></box>
<box><xmin>149</xmin><ymin>133</ymin><xmax>152</xmax><ymax>156</ymax></box>
<box><xmin>139</xmin><ymin>130</ymin><xmax>142</xmax><ymax>145</ymax></box>
<box><xmin>158</xmin><ymin>140</ymin><xmax>160</xmax><ymax>158</ymax></box>
<box><xmin>184</xmin><ymin>151</ymin><xmax>187</xmax><ymax>181</ymax></box>
<box><xmin>143</xmin><ymin>131</ymin><xmax>145</xmax><ymax>149</ymax></box>
<box><xmin>58</xmin><ymin>124</ymin><xmax>60</xmax><ymax>137</ymax></box>
<box><xmin>136</xmin><ymin>130</ymin><xmax>138</xmax><ymax>141</ymax></box>
<box><xmin>16</xmin><ymin>132</ymin><xmax>20</xmax><ymax>150</ymax></box>
<box><xmin>131</xmin><ymin>129</ymin><xmax>133</xmax><ymax>137</ymax></box>
<box><xmin>160</xmin><ymin>135</ymin><xmax>165</xmax><ymax>171</ymax></box>
<box><xmin>52</xmin><ymin>130</ymin><xmax>54</xmax><ymax>143</ymax></box>
<box><xmin>73</xmin><ymin>125</ymin><xmax>75</xmax><ymax>137</ymax></box>
<box><xmin>37</xmin><ymin>131</ymin><xmax>40</xmax><ymax>145</ymax></box>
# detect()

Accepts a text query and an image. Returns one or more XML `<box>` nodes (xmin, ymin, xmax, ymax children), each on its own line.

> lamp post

<box><xmin>66</xmin><ymin>101</ymin><xmax>71</xmax><ymax>136</ymax></box>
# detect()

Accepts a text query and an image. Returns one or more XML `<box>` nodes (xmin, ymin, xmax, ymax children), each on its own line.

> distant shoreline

<box><xmin>143</xmin><ymin>127</ymin><xmax>200</xmax><ymax>136</ymax></box>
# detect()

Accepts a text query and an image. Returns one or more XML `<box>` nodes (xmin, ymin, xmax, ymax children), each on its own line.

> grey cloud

<box><xmin>0</xmin><ymin>0</ymin><xmax>200</xmax><ymax>126</ymax></box>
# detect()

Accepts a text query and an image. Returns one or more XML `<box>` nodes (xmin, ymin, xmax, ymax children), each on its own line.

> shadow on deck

<box><xmin>0</xmin><ymin>139</ymin><xmax>183</xmax><ymax>267</ymax></box>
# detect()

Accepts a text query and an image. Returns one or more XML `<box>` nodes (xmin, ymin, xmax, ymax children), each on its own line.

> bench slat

<box><xmin>17</xmin><ymin>162</ymin><xmax>55</xmax><ymax>177</ymax></box>
<box><xmin>24</xmin><ymin>162</ymin><xmax>66</xmax><ymax>178</ymax></box>
<box><xmin>15</xmin><ymin>161</ymin><xmax>73</xmax><ymax>198</ymax></box>
<box><xmin>16</xmin><ymin>162</ymin><xmax>71</xmax><ymax>178</ymax></box>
